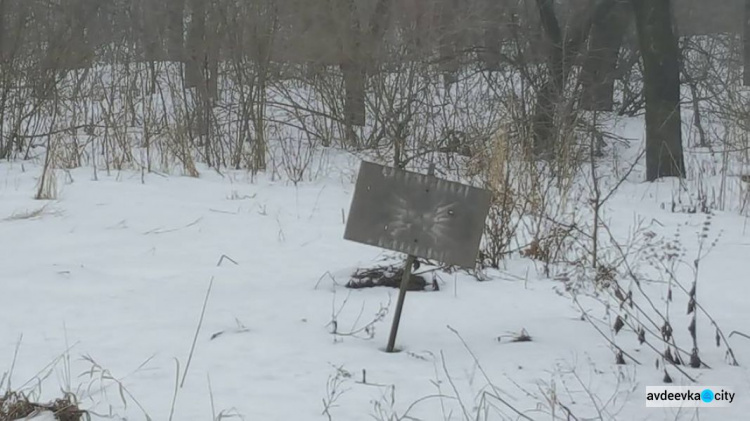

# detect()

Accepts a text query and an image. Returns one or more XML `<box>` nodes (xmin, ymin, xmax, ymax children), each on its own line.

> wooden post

<box><xmin>386</xmin><ymin>254</ymin><xmax>416</xmax><ymax>353</ymax></box>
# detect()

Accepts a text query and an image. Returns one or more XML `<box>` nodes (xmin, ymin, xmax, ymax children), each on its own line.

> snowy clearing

<box><xmin>2</xmin><ymin>140</ymin><xmax>750</xmax><ymax>420</ymax></box>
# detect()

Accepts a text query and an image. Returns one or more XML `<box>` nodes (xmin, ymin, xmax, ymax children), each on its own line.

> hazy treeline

<box><xmin>0</xmin><ymin>0</ymin><xmax>747</xmax><ymax>184</ymax></box>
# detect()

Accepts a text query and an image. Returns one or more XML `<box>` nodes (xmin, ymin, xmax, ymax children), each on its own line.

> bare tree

<box><xmin>580</xmin><ymin>0</ymin><xmax>631</xmax><ymax>111</ymax></box>
<box><xmin>531</xmin><ymin>0</ymin><xmax>617</xmax><ymax>158</ymax></box>
<box><xmin>631</xmin><ymin>0</ymin><xmax>685</xmax><ymax>180</ymax></box>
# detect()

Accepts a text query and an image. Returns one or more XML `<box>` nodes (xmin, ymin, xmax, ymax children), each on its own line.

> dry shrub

<box><xmin>35</xmin><ymin>167</ymin><xmax>59</xmax><ymax>201</ymax></box>
<box><xmin>471</xmin><ymin>128</ymin><xmax>539</xmax><ymax>268</ymax></box>
<box><xmin>464</xmin><ymin>120</ymin><xmax>589</xmax><ymax>275</ymax></box>
<box><xmin>165</xmin><ymin>118</ymin><xmax>200</xmax><ymax>178</ymax></box>
<box><xmin>0</xmin><ymin>391</ymin><xmax>86</xmax><ymax>421</ymax></box>
<box><xmin>35</xmin><ymin>133</ymin><xmax>60</xmax><ymax>200</ymax></box>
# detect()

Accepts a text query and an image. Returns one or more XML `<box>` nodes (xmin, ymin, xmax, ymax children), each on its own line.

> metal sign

<box><xmin>344</xmin><ymin>161</ymin><xmax>492</xmax><ymax>269</ymax></box>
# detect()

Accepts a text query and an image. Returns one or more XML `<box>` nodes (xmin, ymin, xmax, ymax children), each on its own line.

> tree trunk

<box><xmin>744</xmin><ymin>0</ymin><xmax>750</xmax><ymax>85</ymax></box>
<box><xmin>339</xmin><ymin>0</ymin><xmax>366</xmax><ymax>130</ymax></box>
<box><xmin>341</xmin><ymin>60</ymin><xmax>366</xmax><ymax>127</ymax></box>
<box><xmin>631</xmin><ymin>0</ymin><xmax>685</xmax><ymax>181</ymax></box>
<box><xmin>581</xmin><ymin>0</ymin><xmax>631</xmax><ymax>111</ymax></box>
<box><xmin>0</xmin><ymin>0</ymin><xmax>6</xmax><ymax>63</ymax></box>
<box><xmin>142</xmin><ymin>0</ymin><xmax>166</xmax><ymax>63</ymax></box>
<box><xmin>532</xmin><ymin>0</ymin><xmax>616</xmax><ymax>158</ymax></box>
<box><xmin>437</xmin><ymin>0</ymin><xmax>459</xmax><ymax>87</ymax></box>
<box><xmin>167</xmin><ymin>0</ymin><xmax>185</xmax><ymax>62</ymax></box>
<box><xmin>480</xmin><ymin>0</ymin><xmax>504</xmax><ymax>71</ymax></box>
<box><xmin>186</xmin><ymin>0</ymin><xmax>206</xmax><ymax>88</ymax></box>
<box><xmin>205</xmin><ymin>5</ymin><xmax>219</xmax><ymax>100</ymax></box>
<box><xmin>341</xmin><ymin>0</ymin><xmax>389</xmax><ymax>131</ymax></box>
<box><xmin>410</xmin><ymin>0</ymin><xmax>428</xmax><ymax>56</ymax></box>
<box><xmin>63</xmin><ymin>0</ymin><xmax>94</xmax><ymax>70</ymax></box>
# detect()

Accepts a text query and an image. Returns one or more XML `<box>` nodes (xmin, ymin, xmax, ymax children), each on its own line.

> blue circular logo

<box><xmin>701</xmin><ymin>389</ymin><xmax>714</xmax><ymax>403</ymax></box>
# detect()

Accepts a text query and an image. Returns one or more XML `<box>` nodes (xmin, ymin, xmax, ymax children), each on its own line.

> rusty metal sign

<box><xmin>344</xmin><ymin>161</ymin><xmax>492</xmax><ymax>268</ymax></box>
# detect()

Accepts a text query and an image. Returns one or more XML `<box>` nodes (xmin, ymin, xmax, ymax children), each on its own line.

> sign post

<box><xmin>386</xmin><ymin>254</ymin><xmax>416</xmax><ymax>352</ymax></box>
<box><xmin>344</xmin><ymin>161</ymin><xmax>492</xmax><ymax>352</ymax></box>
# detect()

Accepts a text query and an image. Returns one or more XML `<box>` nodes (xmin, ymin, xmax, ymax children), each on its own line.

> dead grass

<box><xmin>2</xmin><ymin>206</ymin><xmax>57</xmax><ymax>222</ymax></box>
<box><xmin>0</xmin><ymin>390</ymin><xmax>86</xmax><ymax>421</ymax></box>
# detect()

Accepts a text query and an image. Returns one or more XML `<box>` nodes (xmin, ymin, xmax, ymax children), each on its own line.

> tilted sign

<box><xmin>344</xmin><ymin>161</ymin><xmax>492</xmax><ymax>268</ymax></box>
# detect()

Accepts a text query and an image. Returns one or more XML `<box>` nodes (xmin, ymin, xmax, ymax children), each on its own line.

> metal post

<box><xmin>386</xmin><ymin>254</ymin><xmax>416</xmax><ymax>353</ymax></box>
<box><xmin>385</xmin><ymin>163</ymin><xmax>434</xmax><ymax>353</ymax></box>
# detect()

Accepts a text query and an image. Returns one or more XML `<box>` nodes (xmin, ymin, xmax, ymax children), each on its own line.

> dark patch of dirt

<box><xmin>346</xmin><ymin>264</ymin><xmax>428</xmax><ymax>291</ymax></box>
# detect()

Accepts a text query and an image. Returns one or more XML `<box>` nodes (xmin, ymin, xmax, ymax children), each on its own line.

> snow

<box><xmin>2</xmin><ymin>137</ymin><xmax>750</xmax><ymax>420</ymax></box>
<box><xmin>15</xmin><ymin>411</ymin><xmax>56</xmax><ymax>421</ymax></box>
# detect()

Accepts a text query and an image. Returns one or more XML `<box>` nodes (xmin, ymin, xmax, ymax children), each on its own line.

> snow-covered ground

<box><xmin>2</xmin><ymin>138</ymin><xmax>750</xmax><ymax>420</ymax></box>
